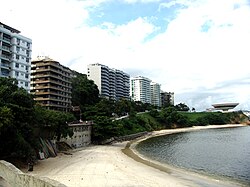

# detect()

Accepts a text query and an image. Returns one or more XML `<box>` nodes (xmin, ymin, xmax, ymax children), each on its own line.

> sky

<box><xmin>1</xmin><ymin>0</ymin><xmax>250</xmax><ymax>111</ymax></box>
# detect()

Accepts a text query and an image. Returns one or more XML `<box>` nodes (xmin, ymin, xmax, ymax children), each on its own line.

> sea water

<box><xmin>135</xmin><ymin>126</ymin><xmax>250</xmax><ymax>186</ymax></box>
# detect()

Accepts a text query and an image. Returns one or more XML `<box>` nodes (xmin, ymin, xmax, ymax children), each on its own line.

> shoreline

<box><xmin>125</xmin><ymin>124</ymin><xmax>248</xmax><ymax>187</ymax></box>
<box><xmin>30</xmin><ymin>124</ymin><xmax>247</xmax><ymax>187</ymax></box>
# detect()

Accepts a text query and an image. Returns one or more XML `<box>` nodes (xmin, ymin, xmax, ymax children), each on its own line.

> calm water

<box><xmin>136</xmin><ymin>126</ymin><xmax>250</xmax><ymax>186</ymax></box>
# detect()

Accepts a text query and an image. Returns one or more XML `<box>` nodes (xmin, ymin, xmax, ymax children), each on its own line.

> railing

<box><xmin>1</xmin><ymin>45</ymin><xmax>10</xmax><ymax>51</ymax></box>
<box><xmin>1</xmin><ymin>63</ymin><xmax>9</xmax><ymax>67</ymax></box>
<box><xmin>1</xmin><ymin>54</ymin><xmax>11</xmax><ymax>60</ymax></box>
<box><xmin>2</xmin><ymin>37</ymin><xmax>11</xmax><ymax>42</ymax></box>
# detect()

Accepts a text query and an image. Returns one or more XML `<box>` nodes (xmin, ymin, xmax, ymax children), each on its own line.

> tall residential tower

<box><xmin>130</xmin><ymin>76</ymin><xmax>152</xmax><ymax>104</ymax></box>
<box><xmin>150</xmin><ymin>82</ymin><xmax>161</xmax><ymax>107</ymax></box>
<box><xmin>0</xmin><ymin>22</ymin><xmax>32</xmax><ymax>91</ymax></box>
<box><xmin>30</xmin><ymin>56</ymin><xmax>72</xmax><ymax>112</ymax></box>
<box><xmin>87</xmin><ymin>63</ymin><xmax>130</xmax><ymax>100</ymax></box>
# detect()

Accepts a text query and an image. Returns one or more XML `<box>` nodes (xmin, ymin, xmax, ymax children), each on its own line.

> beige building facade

<box><xmin>30</xmin><ymin>56</ymin><xmax>72</xmax><ymax>112</ymax></box>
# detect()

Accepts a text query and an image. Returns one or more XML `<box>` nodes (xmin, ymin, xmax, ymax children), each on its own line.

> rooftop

<box><xmin>0</xmin><ymin>22</ymin><xmax>20</xmax><ymax>34</ymax></box>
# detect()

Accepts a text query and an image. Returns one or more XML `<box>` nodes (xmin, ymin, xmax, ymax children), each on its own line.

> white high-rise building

<box><xmin>87</xmin><ymin>63</ymin><xmax>130</xmax><ymax>100</ymax></box>
<box><xmin>0</xmin><ymin>22</ymin><xmax>32</xmax><ymax>91</ymax></box>
<box><xmin>150</xmin><ymin>82</ymin><xmax>161</xmax><ymax>107</ymax></box>
<box><xmin>131</xmin><ymin>76</ymin><xmax>151</xmax><ymax>104</ymax></box>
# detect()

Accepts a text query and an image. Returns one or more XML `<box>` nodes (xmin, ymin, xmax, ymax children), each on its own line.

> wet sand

<box><xmin>30</xmin><ymin>124</ymin><xmax>246</xmax><ymax>187</ymax></box>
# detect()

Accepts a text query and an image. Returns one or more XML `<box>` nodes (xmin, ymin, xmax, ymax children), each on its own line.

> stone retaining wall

<box><xmin>0</xmin><ymin>160</ymin><xmax>67</xmax><ymax>187</ymax></box>
<box><xmin>114</xmin><ymin>131</ymin><xmax>149</xmax><ymax>142</ymax></box>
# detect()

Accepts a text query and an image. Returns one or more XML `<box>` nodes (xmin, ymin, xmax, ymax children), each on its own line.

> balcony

<box><xmin>35</xmin><ymin>67</ymin><xmax>62</xmax><ymax>75</ymax></box>
<box><xmin>0</xmin><ymin>63</ymin><xmax>10</xmax><ymax>69</ymax></box>
<box><xmin>1</xmin><ymin>45</ymin><xmax>11</xmax><ymax>52</ymax></box>
<box><xmin>0</xmin><ymin>54</ymin><xmax>11</xmax><ymax>61</ymax></box>
<box><xmin>31</xmin><ymin>73</ymin><xmax>64</xmax><ymax>81</ymax></box>
<box><xmin>0</xmin><ymin>69</ymin><xmax>10</xmax><ymax>77</ymax></box>
<box><xmin>31</xmin><ymin>79</ymin><xmax>64</xmax><ymax>86</ymax></box>
<box><xmin>35</xmin><ymin>97</ymin><xmax>66</xmax><ymax>102</ymax></box>
<box><xmin>2</xmin><ymin>37</ymin><xmax>11</xmax><ymax>43</ymax></box>
<box><xmin>34</xmin><ymin>85</ymin><xmax>64</xmax><ymax>92</ymax></box>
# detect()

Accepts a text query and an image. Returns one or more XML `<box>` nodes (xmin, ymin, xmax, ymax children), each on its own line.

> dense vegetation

<box><xmin>0</xmin><ymin>75</ymin><xmax>248</xmax><ymax>160</ymax></box>
<box><xmin>0</xmin><ymin>78</ymin><xmax>75</xmax><ymax>160</ymax></box>
<box><xmin>90</xmin><ymin>107</ymin><xmax>247</xmax><ymax>143</ymax></box>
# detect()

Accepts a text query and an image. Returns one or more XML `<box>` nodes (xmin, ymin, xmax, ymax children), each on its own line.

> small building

<box><xmin>161</xmin><ymin>92</ymin><xmax>174</xmax><ymax>107</ymax></box>
<box><xmin>61</xmin><ymin>121</ymin><xmax>93</xmax><ymax>148</ymax></box>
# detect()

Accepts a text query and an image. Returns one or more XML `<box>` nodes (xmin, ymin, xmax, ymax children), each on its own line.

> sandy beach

<box><xmin>29</xmin><ymin>124</ymin><xmax>246</xmax><ymax>187</ymax></box>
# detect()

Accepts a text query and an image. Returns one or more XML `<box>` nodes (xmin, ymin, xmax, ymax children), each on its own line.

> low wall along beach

<box><xmin>0</xmin><ymin>160</ymin><xmax>66</xmax><ymax>187</ymax></box>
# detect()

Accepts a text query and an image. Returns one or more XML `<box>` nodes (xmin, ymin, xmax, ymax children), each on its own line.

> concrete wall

<box><xmin>0</xmin><ymin>160</ymin><xmax>67</xmax><ymax>187</ymax></box>
<box><xmin>61</xmin><ymin>122</ymin><xmax>92</xmax><ymax>148</ymax></box>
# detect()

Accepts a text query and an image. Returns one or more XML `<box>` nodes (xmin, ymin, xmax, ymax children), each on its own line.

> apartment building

<box><xmin>30</xmin><ymin>56</ymin><xmax>72</xmax><ymax>112</ymax></box>
<box><xmin>0</xmin><ymin>22</ymin><xmax>32</xmax><ymax>91</ymax></box>
<box><xmin>87</xmin><ymin>63</ymin><xmax>130</xmax><ymax>100</ymax></box>
<box><xmin>131</xmin><ymin>76</ymin><xmax>152</xmax><ymax>104</ymax></box>
<box><xmin>150</xmin><ymin>82</ymin><xmax>161</xmax><ymax>107</ymax></box>
<box><xmin>161</xmin><ymin>92</ymin><xmax>174</xmax><ymax>107</ymax></box>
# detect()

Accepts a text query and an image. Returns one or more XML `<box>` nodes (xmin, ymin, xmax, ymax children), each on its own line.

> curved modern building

<box><xmin>212</xmin><ymin>103</ymin><xmax>239</xmax><ymax>111</ymax></box>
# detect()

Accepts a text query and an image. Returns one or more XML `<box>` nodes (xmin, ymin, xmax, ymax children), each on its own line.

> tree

<box><xmin>0</xmin><ymin>77</ymin><xmax>36</xmax><ymax>159</ymax></box>
<box><xmin>175</xmin><ymin>103</ymin><xmax>190</xmax><ymax>111</ymax></box>
<box><xmin>159</xmin><ymin>106</ymin><xmax>189</xmax><ymax>128</ymax></box>
<box><xmin>0</xmin><ymin>77</ymin><xmax>76</xmax><ymax>159</ymax></box>
<box><xmin>33</xmin><ymin>106</ymin><xmax>75</xmax><ymax>141</ymax></box>
<box><xmin>0</xmin><ymin>78</ymin><xmax>18</xmax><ymax>106</ymax></box>
<box><xmin>114</xmin><ymin>98</ymin><xmax>130</xmax><ymax>116</ymax></box>
<box><xmin>84</xmin><ymin>98</ymin><xmax>115</xmax><ymax>119</ymax></box>
<box><xmin>91</xmin><ymin>116</ymin><xmax>118</xmax><ymax>143</ymax></box>
<box><xmin>0</xmin><ymin>106</ymin><xmax>13</xmax><ymax>133</ymax></box>
<box><xmin>71</xmin><ymin>71</ymin><xmax>99</xmax><ymax>109</ymax></box>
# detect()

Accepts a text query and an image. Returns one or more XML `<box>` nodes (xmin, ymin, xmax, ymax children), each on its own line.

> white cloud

<box><xmin>1</xmin><ymin>0</ymin><xmax>250</xmax><ymax>110</ymax></box>
<box><xmin>123</xmin><ymin>0</ymin><xmax>162</xmax><ymax>3</ymax></box>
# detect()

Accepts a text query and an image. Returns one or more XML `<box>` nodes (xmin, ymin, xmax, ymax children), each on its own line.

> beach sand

<box><xmin>29</xmin><ymin>124</ymin><xmax>246</xmax><ymax>187</ymax></box>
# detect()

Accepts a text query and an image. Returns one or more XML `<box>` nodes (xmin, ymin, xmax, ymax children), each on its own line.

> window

<box><xmin>15</xmin><ymin>63</ymin><xmax>19</xmax><ymax>68</ymax></box>
<box><xmin>26</xmin><ymin>58</ymin><xmax>29</xmax><ymax>63</ymax></box>
<box><xmin>15</xmin><ymin>71</ymin><xmax>19</xmax><ymax>77</ymax></box>
<box><xmin>16</xmin><ymin>38</ymin><xmax>20</xmax><ymax>44</ymax></box>
<box><xmin>25</xmin><ymin>74</ymin><xmax>29</xmax><ymax>79</ymax></box>
<box><xmin>25</xmin><ymin>66</ymin><xmax>28</xmax><ymax>71</ymax></box>
<box><xmin>16</xmin><ymin>55</ymin><xmax>19</xmax><ymax>60</ymax></box>
<box><xmin>16</xmin><ymin>47</ymin><xmax>20</xmax><ymax>53</ymax></box>
<box><xmin>25</xmin><ymin>82</ymin><xmax>28</xmax><ymax>87</ymax></box>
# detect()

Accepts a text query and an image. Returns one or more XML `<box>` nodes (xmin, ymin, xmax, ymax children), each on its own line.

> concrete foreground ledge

<box><xmin>0</xmin><ymin>160</ymin><xmax>67</xmax><ymax>187</ymax></box>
